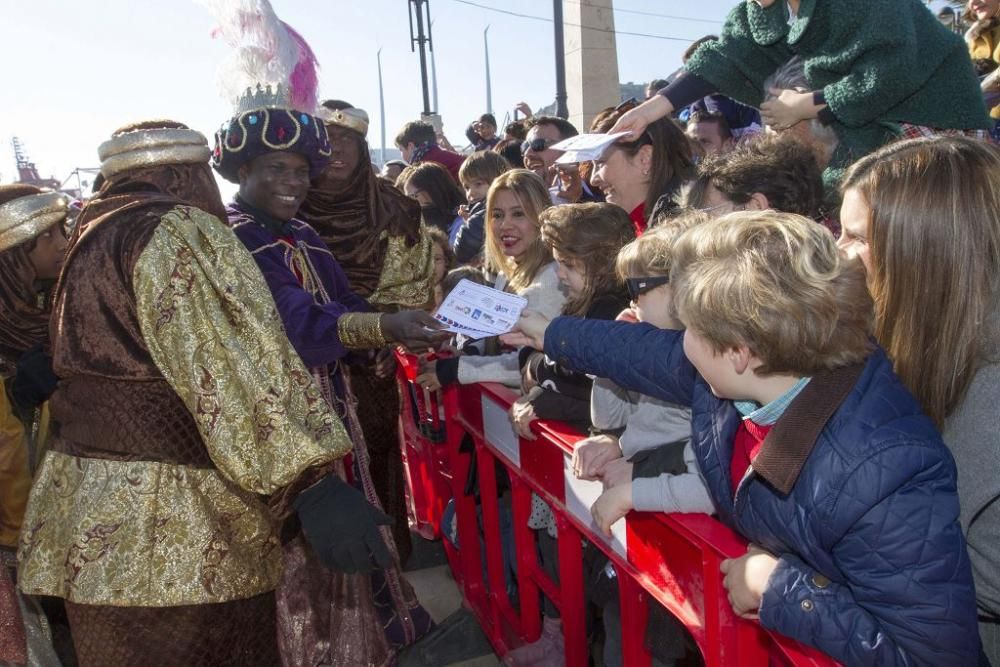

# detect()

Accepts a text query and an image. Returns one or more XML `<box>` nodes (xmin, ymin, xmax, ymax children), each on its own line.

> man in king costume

<box><xmin>206</xmin><ymin>4</ymin><xmax>445</xmax><ymax>663</ymax></box>
<box><xmin>16</xmin><ymin>120</ymin><xmax>398</xmax><ymax>666</ymax></box>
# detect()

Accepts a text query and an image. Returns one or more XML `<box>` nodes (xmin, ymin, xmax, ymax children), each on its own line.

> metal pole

<box><xmin>430</xmin><ymin>19</ymin><xmax>440</xmax><ymax>113</ymax></box>
<box><xmin>553</xmin><ymin>0</ymin><xmax>569</xmax><ymax>119</ymax></box>
<box><xmin>408</xmin><ymin>0</ymin><xmax>433</xmax><ymax>115</ymax></box>
<box><xmin>484</xmin><ymin>25</ymin><xmax>493</xmax><ymax>115</ymax></box>
<box><xmin>377</xmin><ymin>48</ymin><xmax>387</xmax><ymax>166</ymax></box>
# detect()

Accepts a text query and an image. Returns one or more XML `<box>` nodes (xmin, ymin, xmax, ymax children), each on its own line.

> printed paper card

<box><xmin>552</xmin><ymin>132</ymin><xmax>630</xmax><ymax>164</ymax></box>
<box><xmin>434</xmin><ymin>279</ymin><xmax>528</xmax><ymax>339</ymax></box>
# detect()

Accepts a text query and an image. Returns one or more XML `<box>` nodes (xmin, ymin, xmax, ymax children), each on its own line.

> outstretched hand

<box><xmin>381</xmin><ymin>310</ymin><xmax>449</xmax><ymax>352</ymax></box>
<box><xmin>607</xmin><ymin>95</ymin><xmax>672</xmax><ymax>140</ymax></box>
<box><xmin>499</xmin><ymin>310</ymin><xmax>551</xmax><ymax>350</ymax></box>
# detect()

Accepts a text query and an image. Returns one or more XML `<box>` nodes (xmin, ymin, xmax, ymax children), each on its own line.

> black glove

<box><xmin>8</xmin><ymin>345</ymin><xmax>58</xmax><ymax>415</ymax></box>
<box><xmin>293</xmin><ymin>475</ymin><xmax>393</xmax><ymax>573</ymax></box>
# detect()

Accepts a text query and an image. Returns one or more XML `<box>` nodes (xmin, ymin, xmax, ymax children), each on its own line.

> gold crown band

<box><xmin>0</xmin><ymin>192</ymin><xmax>69</xmax><ymax>252</ymax></box>
<box><xmin>316</xmin><ymin>108</ymin><xmax>370</xmax><ymax>138</ymax></box>
<box><xmin>98</xmin><ymin>129</ymin><xmax>212</xmax><ymax>178</ymax></box>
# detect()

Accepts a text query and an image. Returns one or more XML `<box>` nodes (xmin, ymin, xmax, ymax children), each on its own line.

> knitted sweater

<box><xmin>686</xmin><ymin>0</ymin><xmax>990</xmax><ymax>175</ymax></box>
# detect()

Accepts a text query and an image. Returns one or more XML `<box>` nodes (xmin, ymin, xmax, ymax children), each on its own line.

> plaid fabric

<box><xmin>899</xmin><ymin>123</ymin><xmax>995</xmax><ymax>143</ymax></box>
<box><xmin>734</xmin><ymin>377</ymin><xmax>812</xmax><ymax>426</ymax></box>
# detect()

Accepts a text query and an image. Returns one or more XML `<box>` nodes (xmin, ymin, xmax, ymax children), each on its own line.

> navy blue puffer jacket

<box><xmin>545</xmin><ymin>317</ymin><xmax>981</xmax><ymax>666</ymax></box>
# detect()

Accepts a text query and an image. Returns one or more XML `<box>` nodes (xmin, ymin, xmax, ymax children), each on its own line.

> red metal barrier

<box><xmin>396</xmin><ymin>352</ymin><xmax>838</xmax><ymax>667</ymax></box>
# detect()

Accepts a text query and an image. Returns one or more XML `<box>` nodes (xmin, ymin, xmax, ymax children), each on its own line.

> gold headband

<box><xmin>98</xmin><ymin>128</ymin><xmax>212</xmax><ymax>178</ymax></box>
<box><xmin>0</xmin><ymin>192</ymin><xmax>69</xmax><ymax>252</ymax></box>
<box><xmin>316</xmin><ymin>107</ymin><xmax>370</xmax><ymax>138</ymax></box>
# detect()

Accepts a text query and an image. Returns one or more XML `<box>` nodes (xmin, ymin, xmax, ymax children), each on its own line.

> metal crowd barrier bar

<box><xmin>395</xmin><ymin>352</ymin><xmax>838</xmax><ymax>667</ymax></box>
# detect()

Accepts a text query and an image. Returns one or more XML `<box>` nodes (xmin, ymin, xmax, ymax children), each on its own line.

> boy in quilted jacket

<box><xmin>503</xmin><ymin>210</ymin><xmax>982</xmax><ymax>665</ymax></box>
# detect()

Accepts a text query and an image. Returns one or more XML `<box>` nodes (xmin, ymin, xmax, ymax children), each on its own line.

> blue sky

<box><xmin>0</xmin><ymin>0</ymin><xmax>955</xmax><ymax>194</ymax></box>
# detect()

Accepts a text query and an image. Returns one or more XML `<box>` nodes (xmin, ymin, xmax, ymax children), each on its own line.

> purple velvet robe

<box><xmin>226</xmin><ymin>201</ymin><xmax>433</xmax><ymax>667</ymax></box>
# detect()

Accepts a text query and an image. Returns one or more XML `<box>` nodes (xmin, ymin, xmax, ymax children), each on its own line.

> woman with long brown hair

<box><xmin>839</xmin><ymin>135</ymin><xmax>1000</xmax><ymax>664</ymax></box>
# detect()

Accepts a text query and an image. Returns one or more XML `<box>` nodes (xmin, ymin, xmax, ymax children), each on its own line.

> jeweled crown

<box><xmin>236</xmin><ymin>83</ymin><xmax>293</xmax><ymax>114</ymax></box>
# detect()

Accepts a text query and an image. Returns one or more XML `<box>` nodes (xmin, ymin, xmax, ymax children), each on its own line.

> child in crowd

<box><xmin>396</xmin><ymin>161</ymin><xmax>466</xmax><ymax>242</ymax></box>
<box><xmin>454</xmin><ymin>151</ymin><xmax>512</xmax><ymax>264</ymax></box>
<box><xmin>505</xmin><ymin>210</ymin><xmax>981</xmax><ymax>665</ymax></box>
<box><xmin>504</xmin><ymin>203</ymin><xmax>635</xmax><ymax>667</ymax></box>
<box><xmin>511</xmin><ymin>203</ymin><xmax>635</xmax><ymax>435</ymax></box>
<box><xmin>426</xmin><ymin>227</ymin><xmax>456</xmax><ymax>308</ymax></box>
<box><xmin>580</xmin><ymin>214</ymin><xmax>715</xmax><ymax>538</ymax></box>
<box><xmin>572</xmin><ymin>214</ymin><xmax>716</xmax><ymax>667</ymax></box>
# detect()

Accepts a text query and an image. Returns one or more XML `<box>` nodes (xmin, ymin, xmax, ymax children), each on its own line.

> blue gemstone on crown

<box><xmin>248</xmin><ymin>115</ymin><xmax>259</xmax><ymax>125</ymax></box>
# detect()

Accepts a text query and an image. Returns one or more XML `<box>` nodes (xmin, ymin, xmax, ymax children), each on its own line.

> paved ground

<box><xmin>402</xmin><ymin>535</ymin><xmax>501</xmax><ymax>667</ymax></box>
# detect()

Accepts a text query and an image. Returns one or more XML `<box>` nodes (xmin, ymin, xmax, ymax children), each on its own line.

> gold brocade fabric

<box><xmin>133</xmin><ymin>206</ymin><xmax>353</xmax><ymax>494</ymax></box>
<box><xmin>0</xmin><ymin>379</ymin><xmax>30</xmax><ymax>549</ymax></box>
<box><xmin>17</xmin><ymin>451</ymin><xmax>282</xmax><ymax>606</ymax></box>
<box><xmin>368</xmin><ymin>225</ymin><xmax>436</xmax><ymax>311</ymax></box>
<box><xmin>337</xmin><ymin>313</ymin><xmax>387</xmax><ymax>350</ymax></box>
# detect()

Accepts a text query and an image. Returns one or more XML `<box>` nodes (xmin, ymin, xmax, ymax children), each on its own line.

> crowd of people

<box><xmin>2</xmin><ymin>0</ymin><xmax>1000</xmax><ymax>665</ymax></box>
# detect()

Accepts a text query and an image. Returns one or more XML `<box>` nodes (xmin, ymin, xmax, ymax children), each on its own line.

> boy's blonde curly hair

<box><xmin>671</xmin><ymin>210</ymin><xmax>873</xmax><ymax>376</ymax></box>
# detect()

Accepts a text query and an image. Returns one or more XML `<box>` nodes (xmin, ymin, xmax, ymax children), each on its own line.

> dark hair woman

<box><xmin>591</xmin><ymin>109</ymin><xmax>694</xmax><ymax>235</ymax></box>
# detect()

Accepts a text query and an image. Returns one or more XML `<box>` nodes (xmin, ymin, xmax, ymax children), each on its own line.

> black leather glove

<box><xmin>293</xmin><ymin>474</ymin><xmax>393</xmax><ymax>573</ymax></box>
<box><xmin>8</xmin><ymin>345</ymin><xmax>58</xmax><ymax>415</ymax></box>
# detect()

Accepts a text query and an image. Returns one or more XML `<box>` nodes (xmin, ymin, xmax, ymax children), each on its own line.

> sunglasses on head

<box><xmin>625</xmin><ymin>276</ymin><xmax>670</xmax><ymax>300</ymax></box>
<box><xmin>522</xmin><ymin>138</ymin><xmax>556</xmax><ymax>153</ymax></box>
<box><xmin>615</xmin><ymin>97</ymin><xmax>639</xmax><ymax>113</ymax></box>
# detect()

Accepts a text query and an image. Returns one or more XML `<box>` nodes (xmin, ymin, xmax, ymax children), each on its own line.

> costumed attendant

<box><xmin>300</xmin><ymin>101</ymin><xmax>440</xmax><ymax>564</ymax></box>
<box><xmin>0</xmin><ymin>185</ymin><xmax>66</xmax><ymax>667</ymax></box>
<box><xmin>612</xmin><ymin>0</ymin><xmax>991</xmax><ymax>189</ymax></box>
<box><xmin>205</xmin><ymin>4</ymin><xmax>443</xmax><ymax>664</ymax></box>
<box><xmin>16</xmin><ymin>120</ymin><xmax>392</xmax><ymax>666</ymax></box>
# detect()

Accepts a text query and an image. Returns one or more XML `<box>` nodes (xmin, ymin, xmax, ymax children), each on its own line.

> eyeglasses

<box><xmin>625</xmin><ymin>276</ymin><xmax>670</xmax><ymax>300</ymax></box>
<box><xmin>522</xmin><ymin>138</ymin><xmax>556</xmax><ymax>153</ymax></box>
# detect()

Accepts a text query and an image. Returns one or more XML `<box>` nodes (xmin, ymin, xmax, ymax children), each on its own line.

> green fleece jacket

<box><xmin>688</xmin><ymin>0</ymin><xmax>990</xmax><ymax>181</ymax></box>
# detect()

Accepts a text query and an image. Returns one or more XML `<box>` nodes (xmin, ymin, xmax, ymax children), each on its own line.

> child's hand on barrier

<box><xmin>509</xmin><ymin>394</ymin><xmax>538</xmax><ymax>440</ymax></box>
<box><xmin>572</xmin><ymin>434</ymin><xmax>622</xmax><ymax>481</ymax></box>
<box><xmin>720</xmin><ymin>544</ymin><xmax>780</xmax><ymax>620</ymax></box>
<box><xmin>591</xmin><ymin>483</ymin><xmax>632</xmax><ymax>538</ymax></box>
<box><xmin>599</xmin><ymin>457</ymin><xmax>633</xmax><ymax>489</ymax></box>
<box><xmin>499</xmin><ymin>310</ymin><xmax>551</xmax><ymax>350</ymax></box>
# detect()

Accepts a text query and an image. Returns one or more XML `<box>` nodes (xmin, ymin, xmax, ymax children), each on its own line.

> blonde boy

<box><xmin>453</xmin><ymin>151</ymin><xmax>510</xmax><ymax>263</ymax></box>
<box><xmin>575</xmin><ymin>215</ymin><xmax>714</xmax><ymax>535</ymax></box>
<box><xmin>507</xmin><ymin>211</ymin><xmax>980</xmax><ymax>664</ymax></box>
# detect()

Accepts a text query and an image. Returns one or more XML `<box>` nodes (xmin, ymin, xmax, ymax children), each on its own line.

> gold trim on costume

<box><xmin>337</xmin><ymin>312</ymin><xmax>388</xmax><ymax>350</ymax></box>
<box><xmin>369</xmin><ymin>224</ymin><xmax>436</xmax><ymax>310</ymax></box>
<box><xmin>134</xmin><ymin>206</ymin><xmax>353</xmax><ymax>493</ymax></box>
<box><xmin>98</xmin><ymin>128</ymin><xmax>212</xmax><ymax>178</ymax></box>
<box><xmin>17</xmin><ymin>451</ymin><xmax>283</xmax><ymax>606</ymax></box>
<box><xmin>316</xmin><ymin>107</ymin><xmax>370</xmax><ymax>138</ymax></box>
<box><xmin>0</xmin><ymin>192</ymin><xmax>68</xmax><ymax>252</ymax></box>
